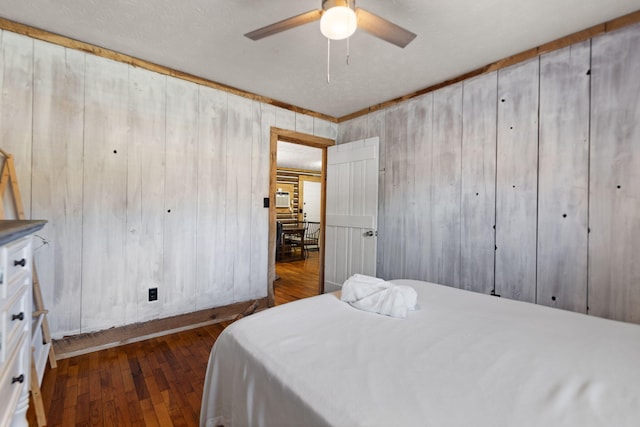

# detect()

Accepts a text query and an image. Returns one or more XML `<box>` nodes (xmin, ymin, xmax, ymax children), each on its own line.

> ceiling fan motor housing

<box><xmin>322</xmin><ymin>0</ymin><xmax>355</xmax><ymax>12</ymax></box>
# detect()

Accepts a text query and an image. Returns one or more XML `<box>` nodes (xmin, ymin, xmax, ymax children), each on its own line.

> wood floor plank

<box><xmin>139</xmin><ymin>398</ymin><xmax>161</xmax><ymax>427</ymax></box>
<box><xmin>47</xmin><ymin>397</ymin><xmax>64</xmax><ymax>426</ymax></box>
<box><xmin>77</xmin><ymin>357</ymin><xmax>91</xmax><ymax>396</ymax></box>
<box><xmin>74</xmin><ymin>392</ymin><xmax>91</xmax><ymax>425</ymax></box>
<box><xmin>63</xmin><ymin>383</ymin><xmax>78</xmax><ymax>409</ymax></box>
<box><xmin>31</xmin><ymin>253</ymin><xmax>319</xmax><ymax>426</ymax></box>
<box><xmin>60</xmin><ymin>402</ymin><xmax>77</xmax><ymax>427</ymax></box>
<box><xmin>89</xmin><ymin>399</ymin><xmax>102</xmax><ymax>426</ymax></box>
<box><xmin>126</xmin><ymin>389</ymin><xmax>144</xmax><ymax>424</ymax></box>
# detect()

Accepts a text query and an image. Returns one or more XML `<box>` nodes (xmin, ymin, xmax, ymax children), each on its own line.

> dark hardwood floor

<box><xmin>29</xmin><ymin>252</ymin><xmax>319</xmax><ymax>426</ymax></box>
<box><xmin>274</xmin><ymin>250</ymin><xmax>321</xmax><ymax>303</ymax></box>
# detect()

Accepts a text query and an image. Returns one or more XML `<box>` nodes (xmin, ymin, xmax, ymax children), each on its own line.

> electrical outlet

<box><xmin>149</xmin><ymin>287</ymin><xmax>158</xmax><ymax>301</ymax></box>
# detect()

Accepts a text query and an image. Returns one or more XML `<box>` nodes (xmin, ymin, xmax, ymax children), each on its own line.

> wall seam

<box><xmin>535</xmin><ymin>56</ymin><xmax>542</xmax><ymax>305</ymax></box>
<box><xmin>585</xmin><ymin>38</ymin><xmax>593</xmax><ymax>314</ymax></box>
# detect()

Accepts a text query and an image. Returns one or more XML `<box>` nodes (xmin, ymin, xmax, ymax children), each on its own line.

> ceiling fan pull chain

<box><xmin>327</xmin><ymin>38</ymin><xmax>331</xmax><ymax>83</ymax></box>
<box><xmin>346</xmin><ymin>36</ymin><xmax>350</xmax><ymax>65</ymax></box>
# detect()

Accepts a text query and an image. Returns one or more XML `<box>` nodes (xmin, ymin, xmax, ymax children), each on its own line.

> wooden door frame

<box><xmin>268</xmin><ymin>127</ymin><xmax>335</xmax><ymax>306</ymax></box>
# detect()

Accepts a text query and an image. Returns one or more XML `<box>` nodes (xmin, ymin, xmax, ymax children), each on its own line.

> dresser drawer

<box><xmin>0</xmin><ymin>237</ymin><xmax>32</xmax><ymax>300</ymax></box>
<box><xmin>1</xmin><ymin>284</ymin><xmax>29</xmax><ymax>362</ymax></box>
<box><xmin>0</xmin><ymin>334</ymin><xmax>28</xmax><ymax>427</ymax></box>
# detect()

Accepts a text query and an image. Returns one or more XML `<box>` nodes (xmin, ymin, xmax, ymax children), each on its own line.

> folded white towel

<box><xmin>341</xmin><ymin>274</ymin><xmax>417</xmax><ymax>318</ymax></box>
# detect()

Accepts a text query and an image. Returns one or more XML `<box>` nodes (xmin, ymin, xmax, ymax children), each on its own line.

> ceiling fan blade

<box><xmin>245</xmin><ymin>9</ymin><xmax>323</xmax><ymax>41</ymax></box>
<box><xmin>355</xmin><ymin>7</ymin><xmax>417</xmax><ymax>48</ymax></box>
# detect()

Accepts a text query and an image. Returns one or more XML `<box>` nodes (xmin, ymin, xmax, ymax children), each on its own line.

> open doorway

<box><xmin>268</xmin><ymin>128</ymin><xmax>334</xmax><ymax>306</ymax></box>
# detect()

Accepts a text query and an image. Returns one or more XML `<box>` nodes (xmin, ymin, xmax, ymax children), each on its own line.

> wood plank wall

<box><xmin>338</xmin><ymin>22</ymin><xmax>640</xmax><ymax>324</ymax></box>
<box><xmin>589</xmin><ymin>24</ymin><xmax>640</xmax><ymax>324</ymax></box>
<box><xmin>0</xmin><ymin>30</ymin><xmax>337</xmax><ymax>338</ymax></box>
<box><xmin>275</xmin><ymin>168</ymin><xmax>322</xmax><ymax>227</ymax></box>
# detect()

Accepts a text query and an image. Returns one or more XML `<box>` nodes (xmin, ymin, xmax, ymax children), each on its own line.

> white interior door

<box><xmin>301</xmin><ymin>180</ymin><xmax>321</xmax><ymax>222</ymax></box>
<box><xmin>324</xmin><ymin>137</ymin><xmax>379</xmax><ymax>293</ymax></box>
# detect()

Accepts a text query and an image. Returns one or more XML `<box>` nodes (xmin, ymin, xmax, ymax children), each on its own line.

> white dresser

<box><xmin>0</xmin><ymin>220</ymin><xmax>46</xmax><ymax>427</ymax></box>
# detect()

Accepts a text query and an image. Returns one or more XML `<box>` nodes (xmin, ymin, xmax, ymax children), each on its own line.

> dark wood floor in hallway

<box><xmin>274</xmin><ymin>250</ymin><xmax>321</xmax><ymax>303</ymax></box>
<box><xmin>30</xmin><ymin>252</ymin><xmax>320</xmax><ymax>426</ymax></box>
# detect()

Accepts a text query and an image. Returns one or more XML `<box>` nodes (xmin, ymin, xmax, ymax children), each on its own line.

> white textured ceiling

<box><xmin>278</xmin><ymin>141</ymin><xmax>322</xmax><ymax>171</ymax></box>
<box><xmin>0</xmin><ymin>0</ymin><xmax>639</xmax><ymax>118</ymax></box>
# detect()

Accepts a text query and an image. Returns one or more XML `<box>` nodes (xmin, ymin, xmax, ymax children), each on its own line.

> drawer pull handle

<box><xmin>14</xmin><ymin>258</ymin><xmax>26</xmax><ymax>267</ymax></box>
<box><xmin>12</xmin><ymin>374</ymin><xmax>24</xmax><ymax>384</ymax></box>
<box><xmin>12</xmin><ymin>312</ymin><xmax>24</xmax><ymax>321</ymax></box>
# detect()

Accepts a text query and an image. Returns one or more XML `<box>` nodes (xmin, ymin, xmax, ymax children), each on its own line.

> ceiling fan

<box><xmin>244</xmin><ymin>0</ymin><xmax>417</xmax><ymax>48</ymax></box>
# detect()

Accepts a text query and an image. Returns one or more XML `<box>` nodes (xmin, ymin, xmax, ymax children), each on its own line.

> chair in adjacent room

<box><xmin>276</xmin><ymin>221</ymin><xmax>283</xmax><ymax>262</ymax></box>
<box><xmin>303</xmin><ymin>221</ymin><xmax>320</xmax><ymax>258</ymax></box>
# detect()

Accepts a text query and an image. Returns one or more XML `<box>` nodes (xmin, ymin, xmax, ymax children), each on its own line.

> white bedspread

<box><xmin>200</xmin><ymin>280</ymin><xmax>640</xmax><ymax>427</ymax></box>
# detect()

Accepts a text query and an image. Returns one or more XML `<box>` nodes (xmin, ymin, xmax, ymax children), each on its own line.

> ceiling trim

<box><xmin>337</xmin><ymin>8</ymin><xmax>640</xmax><ymax>123</ymax></box>
<box><xmin>0</xmin><ymin>16</ymin><xmax>338</xmax><ymax>123</ymax></box>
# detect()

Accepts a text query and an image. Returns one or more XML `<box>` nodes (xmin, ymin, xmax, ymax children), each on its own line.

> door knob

<box><xmin>365</xmin><ymin>230</ymin><xmax>378</xmax><ymax>237</ymax></box>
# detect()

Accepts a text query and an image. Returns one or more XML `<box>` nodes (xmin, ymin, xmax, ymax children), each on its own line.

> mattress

<box><xmin>200</xmin><ymin>280</ymin><xmax>640</xmax><ymax>427</ymax></box>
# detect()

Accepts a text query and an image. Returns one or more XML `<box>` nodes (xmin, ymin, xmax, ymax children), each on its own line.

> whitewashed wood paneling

<box><xmin>5</xmin><ymin>22</ymin><xmax>640</xmax><ymax>338</ymax></box>
<box><xmin>250</xmin><ymin>100</ymin><xmax>269</xmax><ymax>299</ymax></box>
<box><xmin>0</xmin><ymin>28</ymin><xmax>339</xmax><ymax>338</ymax></box>
<box><xmin>275</xmin><ymin>106</ymin><xmax>295</xmax><ymax>130</ymax></box>
<box><xmin>338</xmin><ymin>115</ymin><xmax>368</xmax><ymax>143</ymax></box>
<box><xmin>126</xmin><ymin>67</ymin><xmax>166</xmax><ymax>323</ymax></box>
<box><xmin>460</xmin><ymin>72</ymin><xmax>497</xmax><ymax>294</ymax></box>
<box><xmin>0</xmin><ymin>31</ymin><xmax>33</xmax><ymax>217</ymax></box>
<box><xmin>295</xmin><ymin>113</ymin><xmax>314</xmax><ymax>135</ymax></box>
<box><xmin>430</xmin><ymin>84</ymin><xmax>463</xmax><ymax>287</ymax></box>
<box><xmin>537</xmin><ymin>42</ymin><xmax>590</xmax><ymax>313</ymax></box>
<box><xmin>262</xmin><ymin>103</ymin><xmax>277</xmax><ymax>288</ymax></box>
<box><xmin>313</xmin><ymin>118</ymin><xmax>338</xmax><ymax>140</ymax></box>
<box><xmin>31</xmin><ymin>41</ymin><xmax>85</xmax><ymax>337</ymax></box>
<box><xmin>365</xmin><ymin>111</ymin><xmax>387</xmax><ymax>276</ymax></box>
<box><xmin>196</xmin><ymin>86</ymin><xmax>231</xmax><ymax>309</ymax></box>
<box><xmin>335</xmin><ymin>24</ymin><xmax>640</xmax><ymax>325</ymax></box>
<box><xmin>81</xmin><ymin>54</ymin><xmax>129</xmax><ymax>332</ymax></box>
<box><xmin>226</xmin><ymin>94</ymin><xmax>255</xmax><ymax>302</ymax></box>
<box><xmin>260</xmin><ymin>104</ymin><xmax>277</xmax><ymax>130</ymax></box>
<box><xmin>495</xmin><ymin>58</ymin><xmax>539</xmax><ymax>303</ymax></box>
<box><xmin>404</xmin><ymin>96</ymin><xmax>432</xmax><ymax>281</ymax></box>
<box><xmin>381</xmin><ymin>104</ymin><xmax>410</xmax><ymax>279</ymax></box>
<box><xmin>163</xmin><ymin>78</ymin><xmax>199</xmax><ymax>316</ymax></box>
<box><xmin>399</xmin><ymin>101</ymin><xmax>418</xmax><ymax>279</ymax></box>
<box><xmin>589</xmin><ymin>23</ymin><xmax>640</xmax><ymax>323</ymax></box>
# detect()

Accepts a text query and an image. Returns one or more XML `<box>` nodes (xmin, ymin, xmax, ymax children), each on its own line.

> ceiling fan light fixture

<box><xmin>244</xmin><ymin>0</ymin><xmax>416</xmax><ymax>48</ymax></box>
<box><xmin>320</xmin><ymin>5</ymin><xmax>357</xmax><ymax>40</ymax></box>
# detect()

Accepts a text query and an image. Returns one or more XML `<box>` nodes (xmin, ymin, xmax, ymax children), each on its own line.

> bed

<box><xmin>200</xmin><ymin>280</ymin><xmax>640</xmax><ymax>427</ymax></box>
